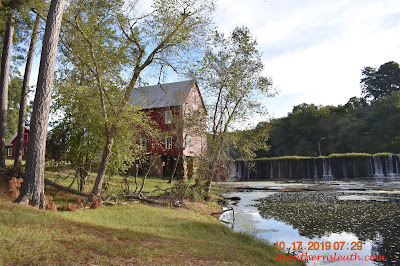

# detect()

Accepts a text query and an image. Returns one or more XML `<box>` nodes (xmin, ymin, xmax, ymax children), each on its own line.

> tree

<box><xmin>49</xmin><ymin>78</ymin><xmax>107</xmax><ymax>191</ymax></box>
<box><xmin>360</xmin><ymin>91</ymin><xmax>400</xmax><ymax>153</ymax></box>
<box><xmin>16</xmin><ymin>0</ymin><xmax>65</xmax><ymax>209</ymax></box>
<box><xmin>267</xmin><ymin>117</ymin><xmax>294</xmax><ymax>157</ymax></box>
<box><xmin>50</xmin><ymin>73</ymin><xmax>155</xmax><ymax>191</ymax></box>
<box><xmin>0</xmin><ymin>1</ymin><xmax>44</xmax><ymax>168</ymax></box>
<box><xmin>59</xmin><ymin>0</ymin><xmax>214</xmax><ymax>197</ymax></box>
<box><xmin>197</xmin><ymin>26</ymin><xmax>274</xmax><ymax>198</ymax></box>
<box><xmin>13</xmin><ymin>12</ymin><xmax>41</xmax><ymax>171</ymax></box>
<box><xmin>167</xmin><ymin>95</ymin><xmax>207</xmax><ymax>183</ymax></box>
<box><xmin>6</xmin><ymin>75</ymin><xmax>23</xmax><ymax>139</ymax></box>
<box><xmin>0</xmin><ymin>10</ymin><xmax>15</xmax><ymax>168</ymax></box>
<box><xmin>361</xmin><ymin>61</ymin><xmax>400</xmax><ymax>101</ymax></box>
<box><xmin>228</xmin><ymin>123</ymin><xmax>271</xmax><ymax>160</ymax></box>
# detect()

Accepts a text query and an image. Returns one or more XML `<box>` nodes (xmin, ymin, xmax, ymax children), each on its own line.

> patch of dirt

<box><xmin>0</xmin><ymin>173</ymin><xmax>13</xmax><ymax>202</ymax></box>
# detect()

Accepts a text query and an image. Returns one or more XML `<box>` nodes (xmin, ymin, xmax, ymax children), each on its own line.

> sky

<box><xmin>27</xmin><ymin>0</ymin><xmax>400</xmax><ymax>122</ymax></box>
<box><xmin>214</xmin><ymin>0</ymin><xmax>400</xmax><ymax>118</ymax></box>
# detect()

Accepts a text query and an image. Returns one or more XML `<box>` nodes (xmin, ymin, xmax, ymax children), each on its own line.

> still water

<box><xmin>220</xmin><ymin>179</ymin><xmax>400</xmax><ymax>265</ymax></box>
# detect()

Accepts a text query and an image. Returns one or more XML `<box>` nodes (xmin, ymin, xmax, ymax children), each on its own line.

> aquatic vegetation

<box><xmin>255</xmin><ymin>191</ymin><xmax>400</xmax><ymax>264</ymax></box>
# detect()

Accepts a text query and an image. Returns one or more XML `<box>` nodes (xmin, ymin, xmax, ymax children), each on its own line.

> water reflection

<box><xmin>221</xmin><ymin>186</ymin><xmax>400</xmax><ymax>265</ymax></box>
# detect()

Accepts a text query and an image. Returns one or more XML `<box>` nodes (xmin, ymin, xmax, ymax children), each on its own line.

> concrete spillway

<box><xmin>228</xmin><ymin>155</ymin><xmax>400</xmax><ymax>180</ymax></box>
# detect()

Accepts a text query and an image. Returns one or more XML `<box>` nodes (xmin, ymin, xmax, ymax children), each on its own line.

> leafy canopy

<box><xmin>361</xmin><ymin>61</ymin><xmax>400</xmax><ymax>101</ymax></box>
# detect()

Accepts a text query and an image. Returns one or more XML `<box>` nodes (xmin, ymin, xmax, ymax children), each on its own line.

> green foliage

<box><xmin>169</xmin><ymin>180</ymin><xmax>206</xmax><ymax>202</ymax></box>
<box><xmin>0</xmin><ymin>0</ymin><xmax>47</xmax><ymax>68</ymax></box>
<box><xmin>200</xmin><ymin>26</ymin><xmax>274</xmax><ymax>137</ymax></box>
<box><xmin>337</xmin><ymin>91</ymin><xmax>400</xmax><ymax>154</ymax></box>
<box><xmin>5</xmin><ymin>74</ymin><xmax>32</xmax><ymax>140</ymax></box>
<box><xmin>6</xmin><ymin>75</ymin><xmax>22</xmax><ymax>140</ymax></box>
<box><xmin>361</xmin><ymin>61</ymin><xmax>400</xmax><ymax>101</ymax></box>
<box><xmin>49</xmin><ymin>75</ymin><xmax>106</xmax><ymax>162</ymax></box>
<box><xmin>228</xmin><ymin>122</ymin><xmax>271</xmax><ymax>160</ymax></box>
<box><xmin>267</xmin><ymin>103</ymin><xmax>345</xmax><ymax>157</ymax></box>
<box><xmin>50</xmin><ymin>74</ymin><xmax>153</xmax><ymax>175</ymax></box>
<box><xmin>265</xmin><ymin>83</ymin><xmax>400</xmax><ymax>157</ymax></box>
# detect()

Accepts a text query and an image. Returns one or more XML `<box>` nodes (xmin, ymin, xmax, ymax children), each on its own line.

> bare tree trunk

<box><xmin>79</xmin><ymin>168</ymin><xmax>88</xmax><ymax>192</ymax></box>
<box><xmin>0</xmin><ymin>14</ymin><xmax>15</xmax><ymax>169</ymax></box>
<box><xmin>14</xmin><ymin>13</ymin><xmax>41</xmax><ymax>172</ymax></box>
<box><xmin>138</xmin><ymin>160</ymin><xmax>155</xmax><ymax>196</ymax></box>
<box><xmin>134</xmin><ymin>166</ymin><xmax>139</xmax><ymax>193</ymax></box>
<box><xmin>204</xmin><ymin>175</ymin><xmax>213</xmax><ymax>200</ymax></box>
<box><xmin>204</xmin><ymin>142</ymin><xmax>223</xmax><ymax>200</ymax></box>
<box><xmin>168</xmin><ymin>155</ymin><xmax>181</xmax><ymax>183</ymax></box>
<box><xmin>92</xmin><ymin>133</ymin><xmax>114</xmax><ymax>197</ymax></box>
<box><xmin>16</xmin><ymin>0</ymin><xmax>66</xmax><ymax>209</ymax></box>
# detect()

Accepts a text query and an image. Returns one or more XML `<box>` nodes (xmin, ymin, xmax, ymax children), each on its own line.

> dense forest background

<box><xmin>233</xmin><ymin>61</ymin><xmax>400</xmax><ymax>158</ymax></box>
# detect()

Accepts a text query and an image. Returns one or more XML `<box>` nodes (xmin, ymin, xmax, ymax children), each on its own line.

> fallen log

<box><xmin>44</xmin><ymin>178</ymin><xmax>92</xmax><ymax>198</ymax></box>
<box><xmin>124</xmin><ymin>194</ymin><xmax>169</xmax><ymax>206</ymax></box>
<box><xmin>212</xmin><ymin>206</ymin><xmax>234</xmax><ymax>216</ymax></box>
<box><xmin>224</xmin><ymin>196</ymin><xmax>241</xmax><ymax>201</ymax></box>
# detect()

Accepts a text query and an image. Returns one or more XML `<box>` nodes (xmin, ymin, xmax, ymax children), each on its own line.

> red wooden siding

<box><xmin>139</xmin><ymin>83</ymin><xmax>207</xmax><ymax>157</ymax></box>
<box><xmin>141</xmin><ymin>106</ymin><xmax>182</xmax><ymax>156</ymax></box>
<box><xmin>5</xmin><ymin>127</ymin><xmax>30</xmax><ymax>160</ymax></box>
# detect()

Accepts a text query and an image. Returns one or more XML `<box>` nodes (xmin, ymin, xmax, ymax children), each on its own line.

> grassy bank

<box><xmin>0</xmin><ymin>170</ymin><xmax>302</xmax><ymax>265</ymax></box>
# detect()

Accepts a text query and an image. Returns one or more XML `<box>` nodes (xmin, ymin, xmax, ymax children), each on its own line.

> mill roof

<box><xmin>130</xmin><ymin>80</ymin><xmax>195</xmax><ymax>109</ymax></box>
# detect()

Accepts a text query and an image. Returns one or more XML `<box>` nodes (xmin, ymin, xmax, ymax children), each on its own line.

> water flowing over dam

<box><xmin>228</xmin><ymin>155</ymin><xmax>400</xmax><ymax>180</ymax></box>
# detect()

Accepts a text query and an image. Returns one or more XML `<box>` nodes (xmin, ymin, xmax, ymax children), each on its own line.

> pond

<box><xmin>220</xmin><ymin>179</ymin><xmax>400</xmax><ymax>265</ymax></box>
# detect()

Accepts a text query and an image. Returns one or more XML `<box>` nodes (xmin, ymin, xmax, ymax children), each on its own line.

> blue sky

<box><xmin>215</xmin><ymin>0</ymin><xmax>400</xmax><ymax>119</ymax></box>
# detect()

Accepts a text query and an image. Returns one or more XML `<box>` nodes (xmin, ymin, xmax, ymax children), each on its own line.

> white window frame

<box><xmin>140</xmin><ymin>138</ymin><xmax>147</xmax><ymax>151</ymax></box>
<box><xmin>7</xmin><ymin>148</ymin><xmax>12</xmax><ymax>157</ymax></box>
<box><xmin>23</xmin><ymin>133</ymin><xmax>28</xmax><ymax>142</ymax></box>
<box><xmin>187</xmin><ymin>136</ymin><xmax>192</xmax><ymax>151</ymax></box>
<box><xmin>165</xmin><ymin>136</ymin><xmax>172</xmax><ymax>150</ymax></box>
<box><xmin>165</xmin><ymin>110</ymin><xmax>172</xmax><ymax>124</ymax></box>
<box><xmin>193</xmin><ymin>93</ymin><xmax>198</xmax><ymax>110</ymax></box>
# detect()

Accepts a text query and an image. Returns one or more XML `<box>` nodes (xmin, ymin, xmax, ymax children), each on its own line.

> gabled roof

<box><xmin>5</xmin><ymin>126</ymin><xmax>30</xmax><ymax>146</ymax></box>
<box><xmin>130</xmin><ymin>80</ymin><xmax>195</xmax><ymax>109</ymax></box>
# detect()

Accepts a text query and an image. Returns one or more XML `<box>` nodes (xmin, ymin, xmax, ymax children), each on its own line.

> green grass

<box><xmin>0</xmin><ymin>176</ymin><xmax>303</xmax><ymax>265</ymax></box>
<box><xmin>328</xmin><ymin>153</ymin><xmax>372</xmax><ymax>158</ymax></box>
<box><xmin>44</xmin><ymin>169</ymin><xmax>177</xmax><ymax>205</ymax></box>
<box><xmin>5</xmin><ymin>159</ymin><xmax>25</xmax><ymax>166</ymax></box>
<box><xmin>248</xmin><ymin>152</ymin><xmax>397</xmax><ymax>161</ymax></box>
<box><xmin>251</xmin><ymin>156</ymin><xmax>311</xmax><ymax>161</ymax></box>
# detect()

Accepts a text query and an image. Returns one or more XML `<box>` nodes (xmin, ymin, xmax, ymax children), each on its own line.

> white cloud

<box><xmin>215</xmin><ymin>0</ymin><xmax>400</xmax><ymax>118</ymax></box>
